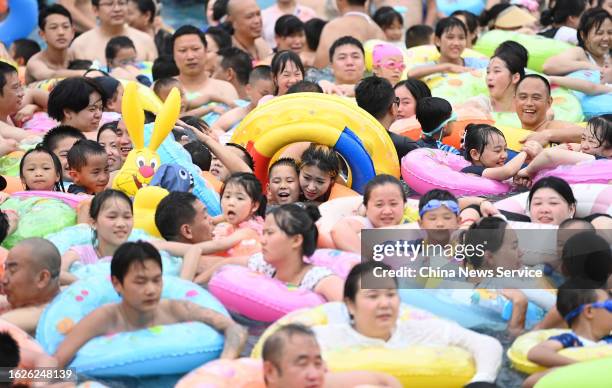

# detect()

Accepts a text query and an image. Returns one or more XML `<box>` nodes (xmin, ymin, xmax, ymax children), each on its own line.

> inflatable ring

<box><xmin>1</xmin><ymin>175</ymin><xmax>22</xmax><ymax>193</ymax></box>
<box><xmin>533</xmin><ymin>159</ymin><xmax>612</xmax><ymax>185</ymax></box>
<box><xmin>133</xmin><ymin>185</ymin><xmax>169</xmax><ymax>238</ymax></box>
<box><xmin>176</xmin><ymin>358</ymin><xmax>264</xmax><ymax>388</ymax></box>
<box><xmin>437</xmin><ymin>0</ymin><xmax>485</xmax><ymax>17</ymax></box>
<box><xmin>535</xmin><ymin>358</ymin><xmax>612</xmax><ymax>388</ymax></box>
<box><xmin>250</xmin><ymin>303</ymin><xmax>476</xmax><ymax>387</ymax></box>
<box><xmin>230</xmin><ymin>93</ymin><xmax>399</xmax><ymax>194</ymax></box>
<box><xmin>0</xmin><ymin>150</ymin><xmax>24</xmax><ymax>177</ymax></box>
<box><xmin>474</xmin><ymin>30</ymin><xmax>572</xmax><ymax>73</ymax></box>
<box><xmin>0</xmin><ymin>0</ymin><xmax>38</xmax><ymax>47</ymax></box>
<box><xmin>566</xmin><ymin>70</ymin><xmax>612</xmax><ymax>118</ymax></box>
<box><xmin>11</xmin><ymin>191</ymin><xmax>88</xmax><ymax>209</ymax></box>
<box><xmin>36</xmin><ymin>276</ymin><xmax>229</xmax><ymax>377</ymax></box>
<box><xmin>0</xmin><ymin>318</ymin><xmax>45</xmax><ymax>369</ymax></box>
<box><xmin>507</xmin><ymin>329</ymin><xmax>612</xmax><ymax>374</ymax></box>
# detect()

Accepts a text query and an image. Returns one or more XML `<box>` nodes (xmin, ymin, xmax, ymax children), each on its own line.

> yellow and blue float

<box><xmin>230</xmin><ymin>93</ymin><xmax>399</xmax><ymax>194</ymax></box>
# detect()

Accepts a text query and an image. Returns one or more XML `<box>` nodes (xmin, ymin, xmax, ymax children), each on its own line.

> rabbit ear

<box><xmin>148</xmin><ymin>87</ymin><xmax>181</xmax><ymax>151</ymax></box>
<box><xmin>121</xmin><ymin>82</ymin><xmax>145</xmax><ymax>150</ymax></box>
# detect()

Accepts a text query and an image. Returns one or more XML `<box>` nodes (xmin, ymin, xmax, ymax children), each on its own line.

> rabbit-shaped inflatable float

<box><xmin>112</xmin><ymin>82</ymin><xmax>181</xmax><ymax>196</ymax></box>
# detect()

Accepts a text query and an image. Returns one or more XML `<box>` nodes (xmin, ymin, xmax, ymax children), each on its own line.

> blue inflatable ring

<box><xmin>437</xmin><ymin>0</ymin><xmax>486</xmax><ymax>17</ymax></box>
<box><xmin>36</xmin><ymin>276</ymin><xmax>228</xmax><ymax>377</ymax></box>
<box><xmin>0</xmin><ymin>0</ymin><xmax>38</xmax><ymax>46</ymax></box>
<box><xmin>566</xmin><ymin>70</ymin><xmax>612</xmax><ymax>118</ymax></box>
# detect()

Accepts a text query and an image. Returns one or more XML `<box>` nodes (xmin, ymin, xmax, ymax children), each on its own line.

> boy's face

<box><xmin>268</xmin><ymin>164</ymin><xmax>300</xmax><ymax>205</ymax></box>
<box><xmin>41</xmin><ymin>13</ymin><xmax>75</xmax><ymax>50</ymax></box>
<box><xmin>53</xmin><ymin>136</ymin><xmax>82</xmax><ymax>180</ymax></box>
<box><xmin>112</xmin><ymin>259</ymin><xmax>163</xmax><ymax>313</ymax></box>
<box><xmin>590</xmin><ymin>289</ymin><xmax>612</xmax><ymax>336</ymax></box>
<box><xmin>418</xmin><ymin>206</ymin><xmax>459</xmax><ymax>244</ymax></box>
<box><xmin>331</xmin><ymin>44</ymin><xmax>365</xmax><ymax>85</ymax></box>
<box><xmin>69</xmin><ymin>153</ymin><xmax>110</xmax><ymax>193</ymax></box>
<box><xmin>247</xmin><ymin>79</ymin><xmax>273</xmax><ymax>104</ymax></box>
<box><xmin>109</xmin><ymin>47</ymin><xmax>138</xmax><ymax>68</ymax></box>
<box><xmin>0</xmin><ymin>71</ymin><xmax>24</xmax><ymax>115</ymax></box>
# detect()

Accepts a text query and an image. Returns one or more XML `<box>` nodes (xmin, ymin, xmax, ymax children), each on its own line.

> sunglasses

<box><xmin>564</xmin><ymin>299</ymin><xmax>612</xmax><ymax>323</ymax></box>
<box><xmin>380</xmin><ymin>60</ymin><xmax>406</xmax><ymax>71</ymax></box>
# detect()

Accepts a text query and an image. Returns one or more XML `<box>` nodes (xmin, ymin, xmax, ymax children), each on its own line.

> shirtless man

<box><xmin>313</xmin><ymin>0</ymin><xmax>385</xmax><ymax>68</ymax></box>
<box><xmin>319</xmin><ymin>36</ymin><xmax>365</xmax><ymax>96</ymax></box>
<box><xmin>26</xmin><ymin>5</ymin><xmax>86</xmax><ymax>84</ymax></box>
<box><xmin>173</xmin><ymin>25</ymin><xmax>239</xmax><ymax>107</ymax></box>
<box><xmin>58</xmin><ymin>0</ymin><xmax>97</xmax><ymax>32</ymax></box>
<box><xmin>69</xmin><ymin>0</ymin><xmax>157</xmax><ymax>65</ymax></box>
<box><xmin>515</xmin><ymin>74</ymin><xmax>583</xmax><ymax>145</ymax></box>
<box><xmin>0</xmin><ymin>238</ymin><xmax>62</xmax><ymax>335</ymax></box>
<box><xmin>227</xmin><ymin>0</ymin><xmax>272</xmax><ymax>62</ymax></box>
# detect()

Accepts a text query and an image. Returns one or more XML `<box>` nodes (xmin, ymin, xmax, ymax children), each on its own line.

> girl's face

<box><xmin>274</xmin><ymin>61</ymin><xmax>303</xmax><ymax>96</ymax></box>
<box><xmin>581</xmin><ymin>124</ymin><xmax>612</xmax><ymax>157</ymax></box>
<box><xmin>529</xmin><ymin>188</ymin><xmax>576</xmax><ymax>225</ymax></box>
<box><xmin>365</xmin><ymin>183</ymin><xmax>405</xmax><ymax>228</ymax></box>
<box><xmin>346</xmin><ymin>282</ymin><xmax>400</xmax><ymax>340</ymax></box>
<box><xmin>268</xmin><ymin>164</ymin><xmax>300</xmax><ymax>205</ymax></box>
<box><xmin>221</xmin><ymin>182</ymin><xmax>259</xmax><ymax>225</ymax></box>
<box><xmin>435</xmin><ymin>26</ymin><xmax>467</xmax><ymax>61</ymax></box>
<box><xmin>485</xmin><ymin>227</ymin><xmax>523</xmax><ymax>270</ymax></box>
<box><xmin>126</xmin><ymin>1</ymin><xmax>150</xmax><ymax>31</ymax></box>
<box><xmin>384</xmin><ymin>19</ymin><xmax>403</xmax><ymax>42</ymax></box>
<box><xmin>486</xmin><ymin>57</ymin><xmax>517</xmax><ymax>100</ymax></box>
<box><xmin>470</xmin><ymin>132</ymin><xmax>508</xmax><ymax>168</ymax></box>
<box><xmin>261</xmin><ymin>213</ymin><xmax>298</xmax><ymax>265</ymax></box>
<box><xmin>93</xmin><ymin>198</ymin><xmax>133</xmax><ymax>248</ymax></box>
<box><xmin>583</xmin><ymin>18</ymin><xmax>612</xmax><ymax>59</ymax></box>
<box><xmin>373</xmin><ymin>54</ymin><xmax>405</xmax><ymax>86</ymax></box>
<box><xmin>65</xmin><ymin>92</ymin><xmax>103</xmax><ymax>132</ymax></box>
<box><xmin>394</xmin><ymin>85</ymin><xmax>417</xmax><ymax>119</ymax></box>
<box><xmin>453</xmin><ymin>14</ymin><xmax>477</xmax><ymax>48</ymax></box>
<box><xmin>21</xmin><ymin>151</ymin><xmax>60</xmax><ymax>191</ymax></box>
<box><xmin>299</xmin><ymin>164</ymin><xmax>333</xmax><ymax>201</ymax></box>
<box><xmin>98</xmin><ymin>129</ymin><xmax>123</xmax><ymax>171</ymax></box>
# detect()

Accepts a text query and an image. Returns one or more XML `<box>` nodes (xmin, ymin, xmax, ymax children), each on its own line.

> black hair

<box><xmin>128</xmin><ymin>0</ymin><xmax>157</xmax><ymax>24</ymax></box>
<box><xmin>435</xmin><ymin>16</ymin><xmax>467</xmax><ymax>39</ymax></box>
<box><xmin>479</xmin><ymin>3</ymin><xmax>512</xmax><ymax>28</ymax></box>
<box><xmin>346</xmin><ymin>0</ymin><xmax>367</xmax><ymax>5</ymax></box>
<box><xmin>212</xmin><ymin>0</ymin><xmax>229</xmax><ymax>23</ymax></box>
<box><xmin>155</xmin><ymin>191</ymin><xmax>200</xmax><ymax>241</ymax></box>
<box><xmin>262</xmin><ymin>323</ymin><xmax>317</xmax><ymax>371</ymax></box>
<box><xmin>0</xmin><ymin>62</ymin><xmax>17</xmax><ymax>96</ymax></box>
<box><xmin>92</xmin><ymin>76</ymin><xmax>121</xmax><ymax>105</ymax></box>
<box><xmin>405</xmin><ymin>24</ymin><xmax>434</xmax><ymax>48</ymax></box>
<box><xmin>47</xmin><ymin>77</ymin><xmax>107</xmax><ymax>122</ymax></box>
<box><xmin>363</xmin><ymin>174</ymin><xmax>406</xmax><ymax>206</ymax></box>
<box><xmin>586</xmin><ymin>114</ymin><xmax>612</xmax><ymax>149</ymax></box>
<box><xmin>373</xmin><ymin>6</ymin><xmax>403</xmax><ymax>30</ymax></box>
<box><xmin>172</xmin><ymin>25</ymin><xmax>208</xmax><ymax>50</ymax></box>
<box><xmin>583</xmin><ymin>213</ymin><xmax>612</xmax><ymax>223</ymax></box>
<box><xmin>462</xmin><ymin>123</ymin><xmax>507</xmax><ymax>162</ymax></box>
<box><xmin>517</xmin><ymin>74</ymin><xmax>552</xmax><ymax>96</ymax></box>
<box><xmin>329</xmin><ymin>36</ymin><xmax>365</xmax><ymax>62</ymax></box>
<box><xmin>68</xmin><ymin>59</ymin><xmax>93</xmax><ymax>70</ymax></box>
<box><xmin>275</xmin><ymin>14</ymin><xmax>305</xmax><ymax>37</ymax></box>
<box><xmin>42</xmin><ymin>125</ymin><xmax>87</xmax><ymax>152</ymax></box>
<box><xmin>557</xmin><ymin>278</ymin><xmax>605</xmax><ymax>325</ymax></box>
<box><xmin>90</xmin><ymin>189</ymin><xmax>133</xmax><ymax>221</ymax></box>
<box><xmin>0</xmin><ymin>212</ymin><xmax>10</xmax><ymax>244</ymax></box>
<box><xmin>226</xmin><ymin>142</ymin><xmax>254</xmax><ymax>169</ymax></box>
<box><xmin>205</xmin><ymin>26</ymin><xmax>233</xmax><ymax>51</ymax></box>
<box><xmin>355</xmin><ymin>75</ymin><xmax>395</xmax><ymax>120</ymax></box>
<box><xmin>304</xmin><ymin>18</ymin><xmax>327</xmax><ymax>51</ymax></box>
<box><xmin>219</xmin><ymin>47</ymin><xmax>252</xmax><ymax>86</ymax></box>
<box><xmin>184</xmin><ymin>141</ymin><xmax>212</xmax><ymax>171</ymax></box>
<box><xmin>415</xmin><ymin>96</ymin><xmax>452</xmax><ymax>134</ymax></box>
<box><xmin>11</xmin><ymin>39</ymin><xmax>41</xmax><ymax>64</ymax></box>
<box><xmin>97</xmin><ymin>120</ymin><xmax>120</xmax><ymax>141</ymax></box>
<box><xmin>111</xmin><ymin>241</ymin><xmax>162</xmax><ymax>284</ymax></box>
<box><xmin>152</xmin><ymin>55</ymin><xmax>179</xmax><ymax>81</ymax></box>
<box><xmin>38</xmin><ymin>3</ymin><xmax>73</xmax><ymax>30</ymax></box>
<box><xmin>105</xmin><ymin>36</ymin><xmax>136</xmax><ymax>64</ymax></box>
<box><xmin>0</xmin><ymin>331</ymin><xmax>20</xmax><ymax>368</ymax></box>
<box><xmin>269</xmin><ymin>157</ymin><xmax>300</xmax><ymax>178</ymax></box>
<box><xmin>528</xmin><ymin>176</ymin><xmax>577</xmax><ymax>210</ymax></box>
<box><xmin>19</xmin><ymin>144</ymin><xmax>65</xmax><ymax>192</ymax></box>
<box><xmin>221</xmin><ymin>172</ymin><xmax>267</xmax><ymax>217</ymax></box>
<box><xmin>577</xmin><ymin>8</ymin><xmax>612</xmax><ymax>49</ymax></box>
<box><xmin>344</xmin><ymin>261</ymin><xmax>398</xmax><ymax>302</ymax></box>
<box><xmin>67</xmin><ymin>139</ymin><xmax>106</xmax><ymax>171</ymax></box>
<box><xmin>418</xmin><ymin>188</ymin><xmax>458</xmax><ymax>212</ymax></box>
<box><xmin>301</xmin><ymin>144</ymin><xmax>340</xmax><ymax>179</ymax></box>
<box><xmin>492</xmin><ymin>40</ymin><xmax>528</xmax><ymax>79</ymax></box>
<box><xmin>558</xmin><ymin>217</ymin><xmax>595</xmax><ymax>230</ymax></box>
<box><xmin>249</xmin><ymin>65</ymin><xmax>272</xmax><ymax>84</ymax></box>
<box><xmin>269</xmin><ymin>203</ymin><xmax>321</xmax><ymax>257</ymax></box>
<box><xmin>561</xmin><ymin>231</ymin><xmax>611</xmax><ymax>284</ymax></box>
<box><xmin>270</xmin><ymin>50</ymin><xmax>305</xmax><ymax>95</ymax></box>
<box><xmin>287</xmin><ymin>80</ymin><xmax>323</xmax><ymax>94</ymax></box>
<box><xmin>451</xmin><ymin>10</ymin><xmax>479</xmax><ymax>44</ymax></box>
<box><xmin>541</xmin><ymin>0</ymin><xmax>587</xmax><ymax>27</ymax></box>
<box><xmin>394</xmin><ymin>78</ymin><xmax>432</xmax><ymax>100</ymax></box>
<box><xmin>463</xmin><ymin>217</ymin><xmax>509</xmax><ymax>268</ymax></box>
<box><xmin>153</xmin><ymin>76</ymin><xmax>180</xmax><ymax>98</ymax></box>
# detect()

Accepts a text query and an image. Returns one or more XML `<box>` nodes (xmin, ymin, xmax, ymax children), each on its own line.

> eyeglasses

<box><xmin>564</xmin><ymin>299</ymin><xmax>612</xmax><ymax>323</ymax></box>
<box><xmin>419</xmin><ymin>199</ymin><xmax>460</xmax><ymax>217</ymax></box>
<box><xmin>99</xmin><ymin>0</ymin><xmax>128</xmax><ymax>8</ymax></box>
<box><xmin>380</xmin><ymin>60</ymin><xmax>406</xmax><ymax>71</ymax></box>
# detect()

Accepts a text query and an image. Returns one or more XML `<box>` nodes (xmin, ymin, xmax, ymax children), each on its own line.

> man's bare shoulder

<box><xmin>71</xmin><ymin>28</ymin><xmax>99</xmax><ymax>45</ymax></box>
<box><xmin>126</xmin><ymin>26</ymin><xmax>154</xmax><ymax>43</ymax></box>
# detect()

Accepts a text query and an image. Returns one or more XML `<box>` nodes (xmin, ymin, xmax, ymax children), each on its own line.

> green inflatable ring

<box><xmin>0</xmin><ymin>154</ymin><xmax>22</xmax><ymax>177</ymax></box>
<box><xmin>535</xmin><ymin>358</ymin><xmax>612</xmax><ymax>388</ymax></box>
<box><xmin>474</xmin><ymin>30</ymin><xmax>573</xmax><ymax>73</ymax></box>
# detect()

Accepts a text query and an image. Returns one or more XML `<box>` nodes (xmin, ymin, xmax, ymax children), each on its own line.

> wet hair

<box><xmin>463</xmin><ymin>217</ymin><xmax>509</xmax><ymax>268</ymax></box>
<box><xmin>300</xmin><ymin>144</ymin><xmax>340</xmax><ymax>180</ymax></box>
<box><xmin>172</xmin><ymin>25</ymin><xmax>207</xmax><ymax>50</ymax></box>
<box><xmin>262</xmin><ymin>323</ymin><xmax>317</xmax><ymax>371</ymax></box>
<box><xmin>0</xmin><ymin>331</ymin><xmax>20</xmax><ymax>368</ymax></box>
<box><xmin>205</xmin><ymin>26</ymin><xmax>232</xmax><ymax>51</ymax></box>
<box><xmin>275</xmin><ymin>15</ymin><xmax>305</xmax><ymax>37</ymax></box>
<box><xmin>528</xmin><ymin>176</ymin><xmax>577</xmax><ymax>210</ymax></box>
<box><xmin>153</xmin><ymin>77</ymin><xmax>180</xmax><ymax>98</ymax></box>
<box><xmin>269</xmin><ymin>157</ymin><xmax>300</xmax><ymax>178</ymax></box>
<box><xmin>184</xmin><ymin>141</ymin><xmax>212</xmax><ymax>171</ymax></box>
<box><xmin>558</xmin><ymin>217</ymin><xmax>595</xmax><ymax>230</ymax></box>
<box><xmin>462</xmin><ymin>124</ymin><xmax>507</xmax><ymax>162</ymax></box>
<box><xmin>268</xmin><ymin>203</ymin><xmax>320</xmax><ymax>257</ymax></box>
<box><xmin>304</xmin><ymin>18</ymin><xmax>327</xmax><ymax>51</ymax></box>
<box><xmin>373</xmin><ymin>6</ymin><xmax>403</xmax><ymax>30</ymax></box>
<box><xmin>415</xmin><ymin>97</ymin><xmax>452</xmax><ymax>134</ymax></box>
<box><xmin>541</xmin><ymin>0</ymin><xmax>587</xmax><ymax>27</ymax></box>
<box><xmin>557</xmin><ymin>278</ymin><xmax>606</xmax><ymax>325</ymax></box>
<box><xmin>42</xmin><ymin>125</ymin><xmax>86</xmax><ymax>152</ymax></box>
<box><xmin>516</xmin><ymin>74</ymin><xmax>551</xmax><ymax>96</ymax></box>
<box><xmin>128</xmin><ymin>0</ymin><xmax>157</xmax><ymax>24</ymax></box>
<box><xmin>405</xmin><ymin>24</ymin><xmax>434</xmax><ymax>48</ymax></box>
<box><xmin>394</xmin><ymin>78</ymin><xmax>432</xmax><ymax>100</ymax></box>
<box><xmin>249</xmin><ymin>65</ymin><xmax>272</xmax><ymax>84</ymax></box>
<box><xmin>67</xmin><ymin>139</ymin><xmax>106</xmax><ymax>171</ymax></box>
<box><xmin>19</xmin><ymin>144</ymin><xmax>65</xmax><ymax>192</ymax></box>
<box><xmin>152</xmin><ymin>55</ymin><xmax>179</xmax><ymax>81</ymax></box>
<box><xmin>155</xmin><ymin>192</ymin><xmax>200</xmax><ymax>241</ymax></box>
<box><xmin>220</xmin><ymin>172</ymin><xmax>267</xmax><ymax>217</ymax></box>
<box><xmin>270</xmin><ymin>50</ymin><xmax>305</xmax><ymax>95</ymax></box>
<box><xmin>287</xmin><ymin>80</ymin><xmax>323</xmax><ymax>94</ymax></box>
<box><xmin>0</xmin><ymin>62</ymin><xmax>18</xmax><ymax>96</ymax></box>
<box><xmin>435</xmin><ymin>16</ymin><xmax>468</xmax><ymax>40</ymax></box>
<box><xmin>355</xmin><ymin>75</ymin><xmax>395</xmax><ymax>120</ymax></box>
<box><xmin>38</xmin><ymin>3</ymin><xmax>73</xmax><ymax>30</ymax></box>
<box><xmin>105</xmin><ymin>36</ymin><xmax>136</xmax><ymax>64</ymax></box>
<box><xmin>219</xmin><ymin>47</ymin><xmax>252</xmax><ymax>86</ymax></box>
<box><xmin>97</xmin><ymin>120</ymin><xmax>120</xmax><ymax>142</ymax></box>
<box><xmin>329</xmin><ymin>36</ymin><xmax>364</xmax><ymax>62</ymax></box>
<box><xmin>0</xmin><ymin>212</ymin><xmax>10</xmax><ymax>245</ymax></box>
<box><xmin>226</xmin><ymin>143</ymin><xmax>254</xmax><ymax>170</ymax></box>
<box><xmin>344</xmin><ymin>261</ymin><xmax>397</xmax><ymax>302</ymax></box>
<box><xmin>451</xmin><ymin>10</ymin><xmax>479</xmax><ymax>44</ymax></box>
<box><xmin>93</xmin><ymin>76</ymin><xmax>121</xmax><ymax>105</ymax></box>
<box><xmin>362</xmin><ymin>174</ymin><xmax>406</xmax><ymax>206</ymax></box>
<box><xmin>418</xmin><ymin>189</ymin><xmax>458</xmax><ymax>212</ymax></box>
<box><xmin>68</xmin><ymin>59</ymin><xmax>93</xmax><ymax>70</ymax></box>
<box><xmin>90</xmin><ymin>189</ymin><xmax>133</xmax><ymax>221</ymax></box>
<box><xmin>561</xmin><ymin>231</ymin><xmax>612</xmax><ymax>284</ymax></box>
<box><xmin>111</xmin><ymin>241</ymin><xmax>162</xmax><ymax>284</ymax></box>
<box><xmin>586</xmin><ymin>114</ymin><xmax>612</xmax><ymax>149</ymax></box>
<box><xmin>492</xmin><ymin>41</ymin><xmax>528</xmax><ymax>79</ymax></box>
<box><xmin>11</xmin><ymin>39</ymin><xmax>40</xmax><ymax>65</ymax></box>
<box><xmin>47</xmin><ymin>77</ymin><xmax>107</xmax><ymax>122</ymax></box>
<box><xmin>577</xmin><ymin>8</ymin><xmax>612</xmax><ymax>49</ymax></box>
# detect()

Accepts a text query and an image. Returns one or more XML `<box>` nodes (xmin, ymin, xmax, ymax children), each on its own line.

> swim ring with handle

<box><xmin>0</xmin><ymin>0</ymin><xmax>38</xmax><ymax>46</ymax></box>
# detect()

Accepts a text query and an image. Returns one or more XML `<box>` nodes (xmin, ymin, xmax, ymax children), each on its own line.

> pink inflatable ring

<box><xmin>533</xmin><ymin>159</ymin><xmax>612</xmax><ymax>185</ymax></box>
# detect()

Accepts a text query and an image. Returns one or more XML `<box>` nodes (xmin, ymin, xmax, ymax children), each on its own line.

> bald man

<box><xmin>227</xmin><ymin>0</ymin><xmax>272</xmax><ymax>62</ymax></box>
<box><xmin>0</xmin><ymin>238</ymin><xmax>62</xmax><ymax>335</ymax></box>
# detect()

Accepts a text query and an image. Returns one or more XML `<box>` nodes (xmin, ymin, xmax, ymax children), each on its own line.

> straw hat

<box><xmin>493</xmin><ymin>6</ymin><xmax>537</xmax><ymax>29</ymax></box>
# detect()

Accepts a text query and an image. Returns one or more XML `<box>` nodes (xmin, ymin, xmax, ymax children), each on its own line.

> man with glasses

<box><xmin>70</xmin><ymin>0</ymin><xmax>157</xmax><ymax>65</ymax></box>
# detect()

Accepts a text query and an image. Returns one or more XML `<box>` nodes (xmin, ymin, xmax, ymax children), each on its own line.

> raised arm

<box><xmin>482</xmin><ymin>151</ymin><xmax>528</xmax><ymax>181</ymax></box>
<box><xmin>522</xmin><ymin>147</ymin><xmax>595</xmax><ymax>177</ymax></box>
<box><xmin>549</xmin><ymin>76</ymin><xmax>612</xmax><ymax>95</ymax></box>
<box><xmin>57</xmin><ymin>0</ymin><xmax>97</xmax><ymax>31</ymax></box>
<box><xmin>26</xmin><ymin>59</ymin><xmax>85</xmax><ymax>84</ymax></box>
<box><xmin>407</xmin><ymin>63</ymin><xmax>468</xmax><ymax>79</ymax></box>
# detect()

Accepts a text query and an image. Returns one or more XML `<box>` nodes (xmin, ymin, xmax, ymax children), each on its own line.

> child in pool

<box><xmin>371</xmin><ymin>43</ymin><xmax>406</xmax><ymax>86</ymax></box>
<box><xmin>415</xmin><ymin>97</ymin><xmax>461</xmax><ymax>155</ymax></box>
<box><xmin>19</xmin><ymin>145</ymin><xmax>64</xmax><ymax>192</ymax></box>
<box><xmin>267</xmin><ymin>158</ymin><xmax>301</xmax><ymax>206</ymax></box>
<box><xmin>41</xmin><ymin>125</ymin><xmax>86</xmax><ymax>182</ymax></box>
<box><xmin>373</xmin><ymin>6</ymin><xmax>404</xmax><ymax>43</ymax></box>
<box><xmin>548</xmin><ymin>55</ymin><xmax>612</xmax><ymax>95</ymax></box>
<box><xmin>461</xmin><ymin>123</ymin><xmax>542</xmax><ymax>181</ymax></box>
<box><xmin>331</xmin><ymin>174</ymin><xmax>406</xmax><ymax>254</ymax></box>
<box><xmin>299</xmin><ymin>144</ymin><xmax>340</xmax><ymax>204</ymax></box>
<box><xmin>66</xmin><ymin>139</ymin><xmax>109</xmax><ymax>195</ymax></box>
<box><xmin>53</xmin><ymin>241</ymin><xmax>247</xmax><ymax>368</ymax></box>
